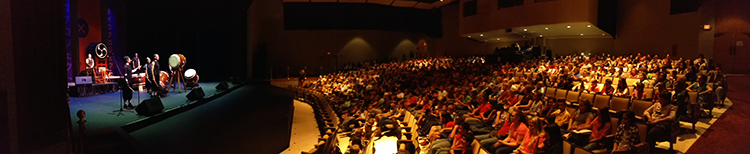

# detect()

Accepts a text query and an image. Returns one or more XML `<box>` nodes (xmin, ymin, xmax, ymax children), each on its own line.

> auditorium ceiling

<box><xmin>283</xmin><ymin>0</ymin><xmax>455</xmax><ymax>10</ymax></box>
<box><xmin>463</xmin><ymin>22</ymin><xmax>613</xmax><ymax>42</ymax></box>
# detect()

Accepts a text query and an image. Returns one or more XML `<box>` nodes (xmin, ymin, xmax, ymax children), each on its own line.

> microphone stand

<box><xmin>111</xmin><ymin>54</ymin><xmax>134</xmax><ymax>116</ymax></box>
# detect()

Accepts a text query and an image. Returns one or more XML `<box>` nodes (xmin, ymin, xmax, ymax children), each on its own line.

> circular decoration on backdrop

<box><xmin>87</xmin><ymin>42</ymin><xmax>108</xmax><ymax>59</ymax></box>
<box><xmin>78</xmin><ymin>18</ymin><xmax>89</xmax><ymax>38</ymax></box>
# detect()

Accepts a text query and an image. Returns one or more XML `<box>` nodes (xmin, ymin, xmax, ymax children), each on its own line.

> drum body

<box><xmin>184</xmin><ymin>69</ymin><xmax>197</xmax><ymax>80</ymax></box>
<box><xmin>168</xmin><ymin>54</ymin><xmax>186</xmax><ymax>68</ymax></box>
<box><xmin>159</xmin><ymin>71</ymin><xmax>169</xmax><ymax>90</ymax></box>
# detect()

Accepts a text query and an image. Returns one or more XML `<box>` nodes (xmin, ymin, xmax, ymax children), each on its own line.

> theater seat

<box><xmin>556</xmin><ymin>89</ymin><xmax>568</xmax><ymax>101</ymax></box>
<box><xmin>643</xmin><ymin>88</ymin><xmax>655</xmax><ymax>101</ymax></box>
<box><xmin>546</xmin><ymin>87</ymin><xmax>557</xmax><ymax>99</ymax></box>
<box><xmin>609</xmin><ymin>97</ymin><xmax>631</xmax><ymax>114</ymax></box>
<box><xmin>566</xmin><ymin>91</ymin><xmax>581</xmax><ymax>106</ymax></box>
<box><xmin>631</xmin><ymin>100</ymin><xmax>653</xmax><ymax>121</ymax></box>
<box><xmin>593</xmin><ymin>94</ymin><xmax>611</xmax><ymax>111</ymax></box>
<box><xmin>580</xmin><ymin>93</ymin><xmax>595</xmax><ymax>105</ymax></box>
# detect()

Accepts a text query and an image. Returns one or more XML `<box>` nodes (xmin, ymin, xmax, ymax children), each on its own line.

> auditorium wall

<box><xmin>249</xmin><ymin>0</ymin><xmax>435</xmax><ymax>77</ymax></box>
<box><xmin>613</xmin><ymin>0</ymin><xmax>701</xmax><ymax>59</ymax></box>
<box><xmin>546</xmin><ymin>37</ymin><xmax>614</xmax><ymax>56</ymax></box>
<box><xmin>435</xmin><ymin>3</ymin><xmax>487</xmax><ymax>56</ymax></box>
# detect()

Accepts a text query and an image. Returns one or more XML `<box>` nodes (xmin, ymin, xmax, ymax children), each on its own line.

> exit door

<box><xmin>715</xmin><ymin>33</ymin><xmax>750</xmax><ymax>74</ymax></box>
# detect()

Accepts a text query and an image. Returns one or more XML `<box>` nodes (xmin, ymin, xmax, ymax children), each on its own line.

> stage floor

<box><xmin>69</xmin><ymin>82</ymin><xmax>239</xmax><ymax>133</ymax></box>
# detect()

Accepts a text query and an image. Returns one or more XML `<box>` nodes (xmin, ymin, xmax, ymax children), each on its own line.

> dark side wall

<box><xmin>249</xmin><ymin>0</ymin><xmax>435</xmax><ymax>79</ymax></box>
<box><xmin>1</xmin><ymin>0</ymin><xmax>72</xmax><ymax>153</ymax></box>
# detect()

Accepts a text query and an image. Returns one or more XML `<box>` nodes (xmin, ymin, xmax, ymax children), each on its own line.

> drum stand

<box><xmin>168</xmin><ymin>68</ymin><xmax>187</xmax><ymax>93</ymax></box>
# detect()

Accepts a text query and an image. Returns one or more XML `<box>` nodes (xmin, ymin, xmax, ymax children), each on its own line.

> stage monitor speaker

<box><xmin>216</xmin><ymin>81</ymin><xmax>229</xmax><ymax>91</ymax></box>
<box><xmin>136</xmin><ymin>98</ymin><xmax>164</xmax><ymax>116</ymax></box>
<box><xmin>186</xmin><ymin>87</ymin><xmax>205</xmax><ymax>101</ymax></box>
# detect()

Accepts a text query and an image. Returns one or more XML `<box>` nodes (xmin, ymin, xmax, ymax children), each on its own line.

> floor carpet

<box><xmin>686</xmin><ymin>75</ymin><xmax>750</xmax><ymax>154</ymax></box>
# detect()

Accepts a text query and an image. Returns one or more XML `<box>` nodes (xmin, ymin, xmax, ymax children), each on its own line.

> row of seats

<box><xmin>289</xmin><ymin>86</ymin><xmax>341</xmax><ymax>154</ymax></box>
<box><xmin>543</xmin><ymin>86</ymin><xmax>706</xmax><ymax>130</ymax></box>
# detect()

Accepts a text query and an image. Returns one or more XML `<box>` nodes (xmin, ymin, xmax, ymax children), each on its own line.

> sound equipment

<box><xmin>75</xmin><ymin>76</ymin><xmax>93</xmax><ymax>85</ymax></box>
<box><xmin>136</xmin><ymin>98</ymin><xmax>164</xmax><ymax>116</ymax></box>
<box><xmin>186</xmin><ymin>87</ymin><xmax>205</xmax><ymax>101</ymax></box>
<box><xmin>215</xmin><ymin>81</ymin><xmax>229</xmax><ymax>91</ymax></box>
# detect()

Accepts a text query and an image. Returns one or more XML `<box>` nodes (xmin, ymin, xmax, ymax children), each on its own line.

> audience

<box><xmin>295</xmin><ymin>53</ymin><xmax>723</xmax><ymax>154</ymax></box>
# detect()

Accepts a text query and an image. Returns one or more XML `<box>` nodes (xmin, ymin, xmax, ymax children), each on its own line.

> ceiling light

<box><xmin>602</xmin><ymin>34</ymin><xmax>606</xmax><ymax>35</ymax></box>
<box><xmin>468</xmin><ymin>36</ymin><xmax>471</xmax><ymax>38</ymax></box>
<box><xmin>480</xmin><ymin>34</ymin><xmax>483</xmax><ymax>36</ymax></box>
<box><xmin>587</xmin><ymin>25</ymin><xmax>591</xmax><ymax>27</ymax></box>
<box><xmin>523</xmin><ymin>29</ymin><xmax>527</xmax><ymax>31</ymax></box>
<box><xmin>545</xmin><ymin>27</ymin><xmax>548</xmax><ymax>30</ymax></box>
<box><xmin>523</xmin><ymin>36</ymin><xmax>526</xmax><ymax>38</ymax></box>
<box><xmin>497</xmin><ymin>38</ymin><xmax>500</xmax><ymax>40</ymax></box>
<box><xmin>441</xmin><ymin>0</ymin><xmax>443</xmax><ymax>1</ymax></box>
<box><xmin>567</xmin><ymin>25</ymin><xmax>571</xmax><ymax>28</ymax></box>
<box><xmin>580</xmin><ymin>34</ymin><xmax>584</xmax><ymax>36</ymax></box>
<box><xmin>539</xmin><ymin>35</ymin><xmax>543</xmax><ymax>37</ymax></box>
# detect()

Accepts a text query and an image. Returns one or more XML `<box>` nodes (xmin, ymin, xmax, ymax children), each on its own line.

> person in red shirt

<box><xmin>568</xmin><ymin>107</ymin><xmax>612</xmax><ymax>150</ymax></box>
<box><xmin>491</xmin><ymin>109</ymin><xmax>529</xmax><ymax>154</ymax></box>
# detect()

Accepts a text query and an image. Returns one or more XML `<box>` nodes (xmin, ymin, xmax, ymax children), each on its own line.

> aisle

<box><xmin>280</xmin><ymin>100</ymin><xmax>321</xmax><ymax>154</ymax></box>
<box><xmin>687</xmin><ymin>75</ymin><xmax>750</xmax><ymax>154</ymax></box>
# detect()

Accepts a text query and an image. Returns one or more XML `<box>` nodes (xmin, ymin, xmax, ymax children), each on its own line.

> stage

<box><xmin>68</xmin><ymin>82</ymin><xmax>240</xmax><ymax>133</ymax></box>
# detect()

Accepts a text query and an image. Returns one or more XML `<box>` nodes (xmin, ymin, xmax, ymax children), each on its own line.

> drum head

<box><xmin>184</xmin><ymin>69</ymin><xmax>196</xmax><ymax>80</ymax></box>
<box><xmin>169</xmin><ymin>55</ymin><xmax>181</xmax><ymax>68</ymax></box>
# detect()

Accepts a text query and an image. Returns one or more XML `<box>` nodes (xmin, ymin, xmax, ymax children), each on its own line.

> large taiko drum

<box><xmin>159</xmin><ymin>71</ymin><xmax>170</xmax><ymax>90</ymax></box>
<box><xmin>168</xmin><ymin>54</ymin><xmax>186</xmax><ymax>68</ymax></box>
<box><xmin>184</xmin><ymin>69</ymin><xmax>197</xmax><ymax>80</ymax></box>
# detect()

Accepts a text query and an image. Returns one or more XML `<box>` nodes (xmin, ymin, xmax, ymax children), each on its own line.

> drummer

<box><xmin>150</xmin><ymin>54</ymin><xmax>161</xmax><ymax>96</ymax></box>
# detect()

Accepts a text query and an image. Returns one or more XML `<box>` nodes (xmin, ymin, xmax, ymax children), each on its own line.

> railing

<box><xmin>288</xmin><ymin>86</ymin><xmax>341</xmax><ymax>154</ymax></box>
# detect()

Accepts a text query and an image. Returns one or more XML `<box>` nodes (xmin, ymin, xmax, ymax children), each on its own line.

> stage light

<box><xmin>567</xmin><ymin>25</ymin><xmax>571</xmax><ymax>28</ymax></box>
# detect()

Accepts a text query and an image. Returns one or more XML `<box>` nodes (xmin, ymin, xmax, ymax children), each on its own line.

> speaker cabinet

<box><xmin>215</xmin><ymin>81</ymin><xmax>229</xmax><ymax>91</ymax></box>
<box><xmin>186</xmin><ymin>87</ymin><xmax>205</xmax><ymax>101</ymax></box>
<box><xmin>136</xmin><ymin>98</ymin><xmax>164</xmax><ymax>116</ymax></box>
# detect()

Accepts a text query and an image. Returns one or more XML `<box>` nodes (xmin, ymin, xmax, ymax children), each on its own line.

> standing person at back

<box><xmin>299</xmin><ymin>67</ymin><xmax>306</xmax><ymax>85</ymax></box>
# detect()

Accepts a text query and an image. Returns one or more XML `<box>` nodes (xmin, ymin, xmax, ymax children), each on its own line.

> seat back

<box><xmin>580</xmin><ymin>93</ymin><xmax>595</xmax><ymax>105</ymax></box>
<box><xmin>611</xmin><ymin>117</ymin><xmax>621</xmax><ymax>133</ymax></box>
<box><xmin>563</xmin><ymin>140</ymin><xmax>572</xmax><ymax>154</ymax></box>
<box><xmin>644</xmin><ymin>88</ymin><xmax>655</xmax><ymax>100</ymax></box>
<box><xmin>626</xmin><ymin>78</ymin><xmax>638</xmax><ymax>86</ymax></box>
<box><xmin>472</xmin><ymin>140</ymin><xmax>482</xmax><ymax>154</ymax></box>
<box><xmin>631</xmin><ymin>100</ymin><xmax>653</xmax><ymax>119</ymax></box>
<box><xmin>610</xmin><ymin>97</ymin><xmax>631</xmax><ymax>113</ymax></box>
<box><xmin>566</xmin><ymin>91</ymin><xmax>581</xmax><ymax>103</ymax></box>
<box><xmin>637</xmin><ymin>123</ymin><xmax>648</xmax><ymax>143</ymax></box>
<box><xmin>593</xmin><ymin>94</ymin><xmax>611</xmax><ymax>110</ymax></box>
<box><xmin>546</xmin><ymin>87</ymin><xmax>557</xmax><ymax>98</ymax></box>
<box><xmin>556</xmin><ymin>89</ymin><xmax>568</xmax><ymax>100</ymax></box>
<box><xmin>688</xmin><ymin>92</ymin><xmax>699</xmax><ymax>105</ymax></box>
